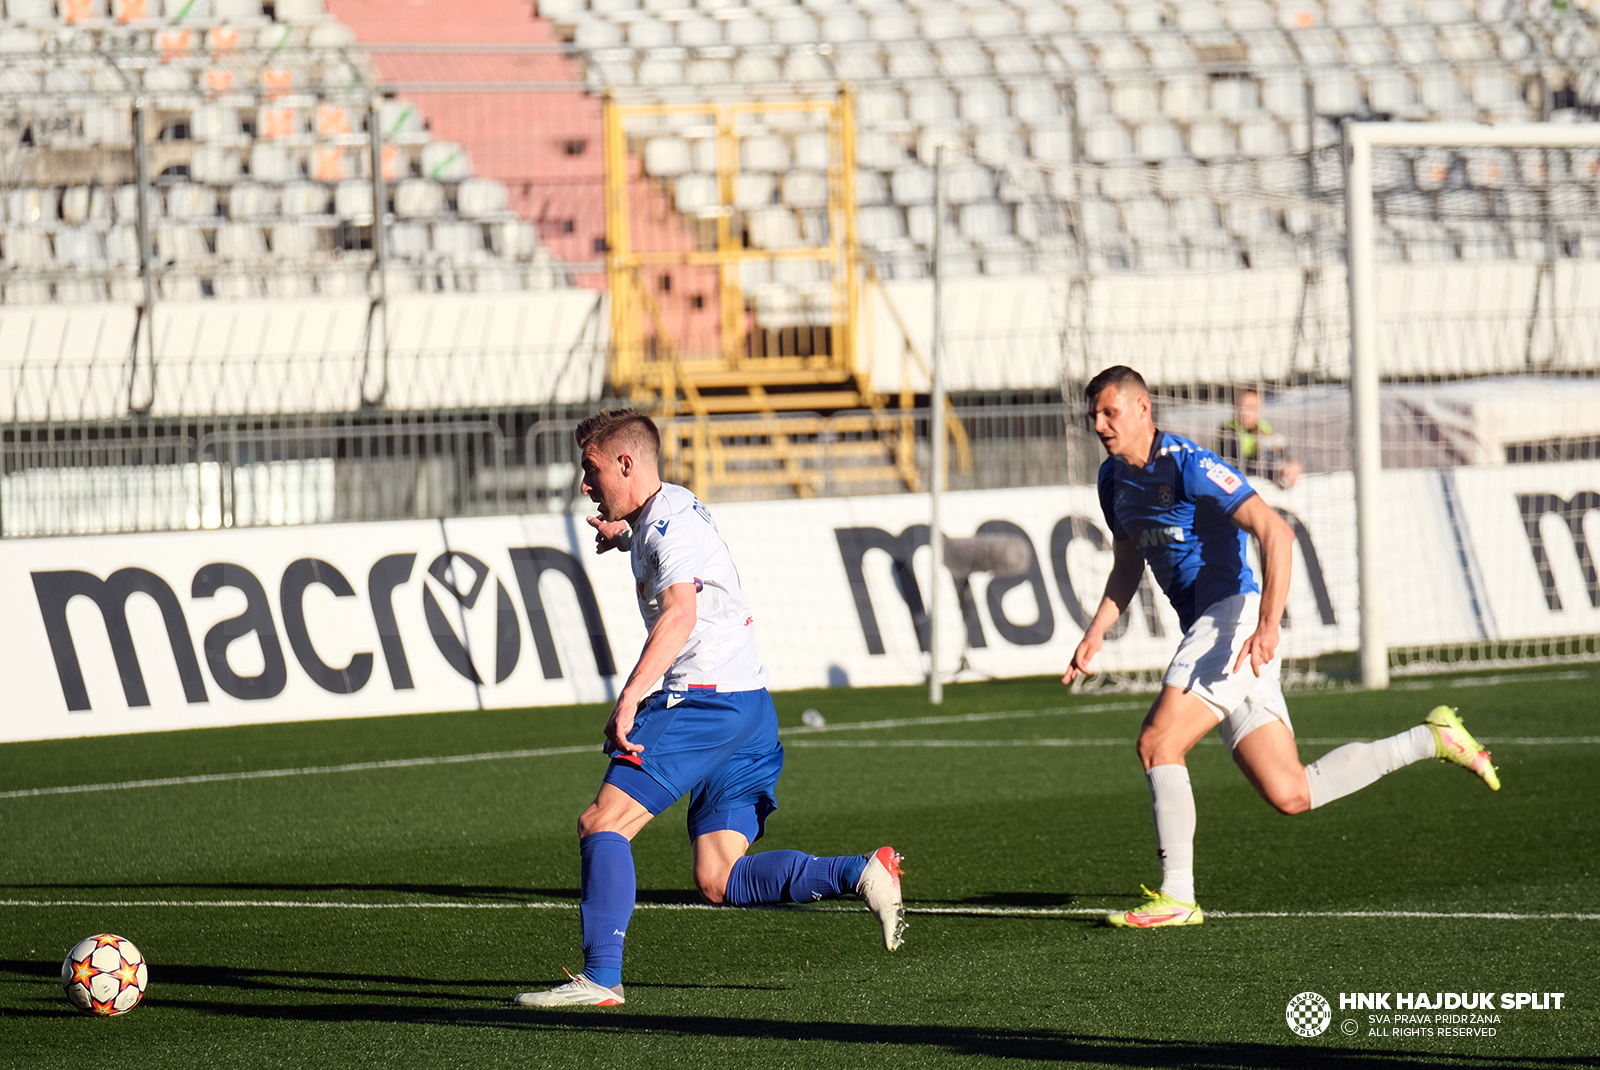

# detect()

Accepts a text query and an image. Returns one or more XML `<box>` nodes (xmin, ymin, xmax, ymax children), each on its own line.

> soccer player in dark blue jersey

<box><xmin>1064</xmin><ymin>366</ymin><xmax>1501</xmax><ymax>928</ymax></box>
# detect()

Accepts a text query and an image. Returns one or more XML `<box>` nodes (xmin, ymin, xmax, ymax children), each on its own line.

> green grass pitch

<box><xmin>1</xmin><ymin>669</ymin><xmax>1596</xmax><ymax>1069</ymax></box>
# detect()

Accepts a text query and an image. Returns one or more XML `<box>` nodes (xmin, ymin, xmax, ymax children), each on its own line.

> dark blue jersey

<box><xmin>1097</xmin><ymin>430</ymin><xmax>1259</xmax><ymax>631</ymax></box>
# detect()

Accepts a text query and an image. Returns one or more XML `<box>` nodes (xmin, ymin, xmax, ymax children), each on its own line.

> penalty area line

<box><xmin>0</xmin><ymin>899</ymin><xmax>1593</xmax><ymax>922</ymax></box>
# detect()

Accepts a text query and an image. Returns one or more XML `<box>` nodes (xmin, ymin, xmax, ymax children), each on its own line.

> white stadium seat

<box><xmin>215</xmin><ymin>222</ymin><xmax>269</xmax><ymax>261</ymax></box>
<box><xmin>890</xmin><ymin>164</ymin><xmax>936</xmax><ymax>206</ymax></box>
<box><xmin>394</xmin><ymin>178</ymin><xmax>444</xmax><ymax>218</ymax></box>
<box><xmin>645</xmin><ymin>137</ymin><xmax>693</xmax><ymax>177</ymax></box>
<box><xmin>781</xmin><ymin>172</ymin><xmax>828</xmax><ymax>208</ymax></box>
<box><xmin>61</xmin><ymin>187</ymin><xmax>112</xmax><ymax>227</ymax></box>
<box><xmin>281</xmin><ymin>180</ymin><xmax>331</xmax><ymax>217</ymax></box>
<box><xmin>734</xmin><ymin>173</ymin><xmax>777</xmax><ymax>209</ymax></box>
<box><xmin>334</xmin><ymin>180</ymin><xmax>375</xmax><ymax>219</ymax></box>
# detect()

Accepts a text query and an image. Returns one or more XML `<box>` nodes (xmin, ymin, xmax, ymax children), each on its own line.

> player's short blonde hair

<box><xmin>575</xmin><ymin>408</ymin><xmax>661</xmax><ymax>460</ymax></box>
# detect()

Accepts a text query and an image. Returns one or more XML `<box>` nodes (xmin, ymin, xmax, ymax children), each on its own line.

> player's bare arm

<box><xmin>1064</xmin><ymin>537</ymin><xmax>1146</xmax><ymax>684</ymax></box>
<box><xmin>1229</xmin><ymin>494</ymin><xmax>1295</xmax><ymax>676</ymax></box>
<box><xmin>606</xmin><ymin>580</ymin><xmax>697</xmax><ymax>754</ymax></box>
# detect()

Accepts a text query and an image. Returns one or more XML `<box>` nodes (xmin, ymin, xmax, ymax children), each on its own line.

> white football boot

<box><xmin>856</xmin><ymin>845</ymin><xmax>907</xmax><ymax>951</ymax></box>
<box><xmin>515</xmin><ymin>969</ymin><xmax>625</xmax><ymax>1008</ymax></box>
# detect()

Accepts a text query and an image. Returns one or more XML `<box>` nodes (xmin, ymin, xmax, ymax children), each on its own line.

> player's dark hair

<box><xmin>1084</xmin><ymin>366</ymin><xmax>1149</xmax><ymax>403</ymax></box>
<box><xmin>576</xmin><ymin>408</ymin><xmax>662</xmax><ymax>460</ymax></box>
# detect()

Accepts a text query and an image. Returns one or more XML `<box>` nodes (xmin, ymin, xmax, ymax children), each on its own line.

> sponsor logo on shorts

<box><xmin>666</xmin><ymin>692</ymin><xmax>686</xmax><ymax>708</ymax></box>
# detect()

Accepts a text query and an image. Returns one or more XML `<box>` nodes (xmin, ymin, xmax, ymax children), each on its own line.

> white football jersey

<box><xmin>630</xmin><ymin>482</ymin><xmax>767</xmax><ymax>692</ymax></box>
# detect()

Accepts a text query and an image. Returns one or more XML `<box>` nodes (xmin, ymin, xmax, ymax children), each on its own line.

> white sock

<box><xmin>1305</xmin><ymin>724</ymin><xmax>1435</xmax><ymax>809</ymax></box>
<box><xmin>1146</xmin><ymin>764</ymin><xmax>1197</xmax><ymax>904</ymax></box>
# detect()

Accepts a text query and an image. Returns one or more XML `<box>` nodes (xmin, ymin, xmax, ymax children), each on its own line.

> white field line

<box><xmin>0</xmin><ymin>704</ymin><xmax>1143</xmax><ymax>800</ymax></box>
<box><xmin>0</xmin><ymin>898</ymin><xmax>1593</xmax><ymax>922</ymax></box>
<box><xmin>3</xmin><ymin>719</ymin><xmax>1595</xmax><ymax>800</ymax></box>
<box><xmin>785</xmin><ymin>737</ymin><xmax>1600</xmax><ymax>749</ymax></box>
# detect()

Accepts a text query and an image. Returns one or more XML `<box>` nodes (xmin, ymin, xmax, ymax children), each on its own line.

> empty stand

<box><xmin>0</xmin><ymin>0</ymin><xmax>569</xmax><ymax>306</ymax></box>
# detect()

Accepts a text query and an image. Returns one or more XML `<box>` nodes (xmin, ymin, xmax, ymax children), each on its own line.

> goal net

<box><xmin>990</xmin><ymin>123</ymin><xmax>1600</xmax><ymax>685</ymax></box>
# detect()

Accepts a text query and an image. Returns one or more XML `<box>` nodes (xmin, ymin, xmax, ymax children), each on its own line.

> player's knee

<box><xmin>1268</xmin><ymin>784</ymin><xmax>1311</xmax><ymax>815</ymax></box>
<box><xmin>576</xmin><ymin>804</ymin><xmax>606</xmax><ymax>839</ymax></box>
<box><xmin>1136</xmin><ymin>731</ymin><xmax>1174</xmax><ymax>769</ymax></box>
<box><xmin>694</xmin><ymin>864</ymin><xmax>731</xmax><ymax>905</ymax></box>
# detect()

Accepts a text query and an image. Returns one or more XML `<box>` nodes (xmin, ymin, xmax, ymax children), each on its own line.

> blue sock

<box><xmin>578</xmin><ymin>831</ymin><xmax>633</xmax><ymax>988</ymax></box>
<box><xmin>724</xmin><ymin>850</ymin><xmax>870</xmax><ymax>906</ymax></box>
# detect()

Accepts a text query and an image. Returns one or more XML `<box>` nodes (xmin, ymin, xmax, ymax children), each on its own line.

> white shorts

<box><xmin>1161</xmin><ymin>592</ymin><xmax>1293</xmax><ymax>751</ymax></box>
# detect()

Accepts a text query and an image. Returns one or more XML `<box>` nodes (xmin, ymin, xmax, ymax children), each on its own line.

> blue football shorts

<box><xmin>602</xmin><ymin>687</ymin><xmax>783</xmax><ymax>843</ymax></box>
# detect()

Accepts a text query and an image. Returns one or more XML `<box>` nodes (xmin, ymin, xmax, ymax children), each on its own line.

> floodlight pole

<box><xmin>928</xmin><ymin>143</ymin><xmax>947</xmax><ymax>705</ymax></box>
<box><xmin>1343</xmin><ymin>121</ymin><xmax>1600</xmax><ymax>690</ymax></box>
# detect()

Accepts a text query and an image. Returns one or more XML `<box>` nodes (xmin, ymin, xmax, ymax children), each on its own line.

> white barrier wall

<box><xmin>2</xmin><ymin>461</ymin><xmax>1598</xmax><ymax>743</ymax></box>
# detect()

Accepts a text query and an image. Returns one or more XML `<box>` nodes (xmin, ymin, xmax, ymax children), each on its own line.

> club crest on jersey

<box><xmin>1156</xmin><ymin>483</ymin><xmax>1175</xmax><ymax>507</ymax></box>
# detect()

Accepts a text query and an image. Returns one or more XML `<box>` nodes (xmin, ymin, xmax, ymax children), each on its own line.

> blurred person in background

<box><xmin>1217</xmin><ymin>387</ymin><xmax>1302</xmax><ymax>490</ymax></box>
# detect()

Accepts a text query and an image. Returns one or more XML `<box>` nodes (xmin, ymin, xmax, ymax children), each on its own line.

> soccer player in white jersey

<box><xmin>517</xmin><ymin>409</ymin><xmax>905</xmax><ymax>1007</ymax></box>
<box><xmin>1064</xmin><ymin>366</ymin><xmax>1500</xmax><ymax>928</ymax></box>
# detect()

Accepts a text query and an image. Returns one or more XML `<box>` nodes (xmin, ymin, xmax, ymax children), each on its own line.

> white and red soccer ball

<box><xmin>61</xmin><ymin>934</ymin><xmax>148</xmax><ymax>1016</ymax></box>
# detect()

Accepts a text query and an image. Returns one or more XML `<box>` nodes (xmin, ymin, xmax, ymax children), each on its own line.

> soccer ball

<box><xmin>61</xmin><ymin>934</ymin><xmax>148</xmax><ymax>1016</ymax></box>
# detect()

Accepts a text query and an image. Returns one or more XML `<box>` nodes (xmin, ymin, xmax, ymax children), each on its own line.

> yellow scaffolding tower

<box><xmin>602</xmin><ymin>93</ymin><xmax>967</xmax><ymax>499</ymax></box>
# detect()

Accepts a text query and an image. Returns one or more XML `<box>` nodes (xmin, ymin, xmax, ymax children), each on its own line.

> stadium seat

<box><xmin>1137</xmin><ymin>122</ymin><xmax>1186</xmax><ymax>162</ymax></box>
<box><xmin>1081</xmin><ymin>117</ymin><xmax>1134</xmax><ymax>164</ymax></box>
<box><xmin>333</xmin><ymin>179</ymin><xmax>374</xmax><ymax>219</ymax></box>
<box><xmin>675</xmin><ymin>173</ymin><xmax>719</xmax><ymax>214</ymax></box>
<box><xmin>394</xmin><ymin>178</ymin><xmax>444</xmax><ymax>218</ymax></box>
<box><xmin>104</xmin><ymin>225</ymin><xmax>141</xmax><ymax>268</ymax></box>
<box><xmin>166</xmin><ymin>182</ymin><xmax>218</xmax><ymax>220</ymax></box>
<box><xmin>645</xmin><ymin>137</ymin><xmax>692</xmax><ymax>177</ymax></box>
<box><xmin>275</xmin><ymin>0</ymin><xmax>327</xmax><ymax>21</ymax></box>
<box><xmin>156</xmin><ymin>224</ymin><xmax>210</xmax><ymax>265</ymax></box>
<box><xmin>420</xmin><ymin>142</ymin><xmax>471</xmax><ymax>182</ymax></box>
<box><xmin>457</xmin><ymin>178</ymin><xmax>509</xmax><ymax>218</ymax></box>
<box><xmin>2</xmin><ymin>228</ymin><xmax>51</xmax><ymax>271</ymax></box>
<box><xmin>249</xmin><ymin>143</ymin><xmax>299</xmax><ymax>184</ymax></box>
<box><xmin>734</xmin><ymin>173</ymin><xmax>776</xmax><ymax>209</ymax></box>
<box><xmin>7</xmin><ymin>0</ymin><xmax>57</xmax><ymax>24</ymax></box>
<box><xmin>781</xmin><ymin>171</ymin><xmax>828</xmax><ymax>208</ymax></box>
<box><xmin>269</xmin><ymin>222</ymin><xmax>319</xmax><ymax>260</ymax></box>
<box><xmin>960</xmin><ymin>85</ymin><xmax>1009</xmax><ymax>122</ymax></box>
<box><xmin>60</xmin><ymin>187</ymin><xmax>112</xmax><ymax>228</ymax></box>
<box><xmin>114</xmin><ymin>185</ymin><xmax>163</xmax><ymax>223</ymax></box>
<box><xmin>909</xmin><ymin>86</ymin><xmax>957</xmax><ymax>125</ymax></box>
<box><xmin>387</xmin><ymin>222</ymin><xmax>428</xmax><ymax>261</ymax></box>
<box><xmin>488</xmin><ymin>219</ymin><xmax>540</xmax><ymax>259</ymax></box>
<box><xmin>741</xmin><ymin>135</ymin><xmax>792</xmax><ymax>172</ymax></box>
<box><xmin>190</xmin><ymin>145</ymin><xmax>243</xmax><ymax>185</ymax></box>
<box><xmin>857</xmin><ymin>205</ymin><xmax>908</xmax><ymax>245</ymax></box>
<box><xmin>432</xmin><ymin>221</ymin><xmax>487</xmax><ymax>262</ymax></box>
<box><xmin>214</xmin><ymin>221</ymin><xmax>269</xmax><ymax>261</ymax></box>
<box><xmin>227</xmin><ymin>182</ymin><xmax>276</xmax><ymax>219</ymax></box>
<box><xmin>280</xmin><ymin>180</ymin><xmax>330</xmax><ymax>217</ymax></box>
<box><xmin>745</xmin><ymin>206</ymin><xmax>802</xmax><ymax>248</ymax></box>
<box><xmin>6</xmin><ymin>188</ymin><xmax>51</xmax><ymax>227</ymax></box>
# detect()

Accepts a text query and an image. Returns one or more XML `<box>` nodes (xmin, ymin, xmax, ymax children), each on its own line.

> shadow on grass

<box><xmin>0</xmin><ymin>959</ymin><xmax>778</xmax><ymax>1000</ymax></box>
<box><xmin>913</xmin><ymin>892</ymin><xmax>1125</xmax><ymax>908</ymax></box>
<box><xmin>8</xmin><ymin>989</ymin><xmax>1595</xmax><ymax>1070</ymax></box>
